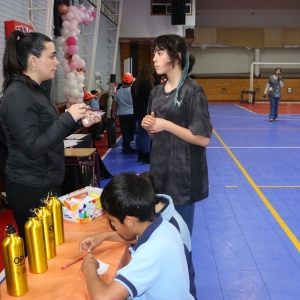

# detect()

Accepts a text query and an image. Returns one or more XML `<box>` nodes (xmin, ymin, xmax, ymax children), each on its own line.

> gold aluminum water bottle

<box><xmin>24</xmin><ymin>209</ymin><xmax>48</xmax><ymax>273</ymax></box>
<box><xmin>2</xmin><ymin>224</ymin><xmax>28</xmax><ymax>296</ymax></box>
<box><xmin>36</xmin><ymin>198</ymin><xmax>56</xmax><ymax>259</ymax></box>
<box><xmin>47</xmin><ymin>191</ymin><xmax>65</xmax><ymax>246</ymax></box>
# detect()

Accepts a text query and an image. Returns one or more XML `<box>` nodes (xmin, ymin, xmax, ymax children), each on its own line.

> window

<box><xmin>151</xmin><ymin>0</ymin><xmax>192</xmax><ymax>15</ymax></box>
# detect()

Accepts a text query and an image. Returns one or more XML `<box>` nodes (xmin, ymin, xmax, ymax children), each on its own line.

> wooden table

<box><xmin>64</xmin><ymin>148</ymin><xmax>101</xmax><ymax>188</ymax></box>
<box><xmin>0</xmin><ymin>215</ymin><xmax>130</xmax><ymax>300</ymax></box>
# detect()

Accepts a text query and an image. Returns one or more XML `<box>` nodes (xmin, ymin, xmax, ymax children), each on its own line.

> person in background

<box><xmin>112</xmin><ymin>73</ymin><xmax>136</xmax><ymax>154</ymax></box>
<box><xmin>131</xmin><ymin>64</ymin><xmax>154</xmax><ymax>163</ymax></box>
<box><xmin>142</xmin><ymin>34</ymin><xmax>213</xmax><ymax>235</ymax></box>
<box><xmin>262</xmin><ymin>68</ymin><xmax>284</xmax><ymax>122</ymax></box>
<box><xmin>80</xmin><ymin>172</ymin><xmax>193</xmax><ymax>300</ymax></box>
<box><xmin>0</xmin><ymin>31</ymin><xmax>100</xmax><ymax>251</ymax></box>
<box><xmin>79</xmin><ymin>171</ymin><xmax>197</xmax><ymax>299</ymax></box>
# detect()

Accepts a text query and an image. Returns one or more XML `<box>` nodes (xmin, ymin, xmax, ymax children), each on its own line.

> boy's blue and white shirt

<box><xmin>114</xmin><ymin>213</ymin><xmax>193</xmax><ymax>300</ymax></box>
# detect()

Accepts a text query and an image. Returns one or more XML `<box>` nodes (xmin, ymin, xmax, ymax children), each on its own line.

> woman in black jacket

<box><xmin>0</xmin><ymin>31</ymin><xmax>100</xmax><ymax>250</ymax></box>
<box><xmin>131</xmin><ymin>64</ymin><xmax>154</xmax><ymax>163</ymax></box>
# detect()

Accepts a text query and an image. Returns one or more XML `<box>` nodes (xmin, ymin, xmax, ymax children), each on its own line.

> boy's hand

<box><xmin>81</xmin><ymin>253</ymin><xmax>99</xmax><ymax>274</ymax></box>
<box><xmin>79</xmin><ymin>233</ymin><xmax>105</xmax><ymax>253</ymax></box>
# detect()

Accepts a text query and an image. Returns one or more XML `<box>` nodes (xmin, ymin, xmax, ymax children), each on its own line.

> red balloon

<box><xmin>58</xmin><ymin>4</ymin><xmax>69</xmax><ymax>15</ymax></box>
<box><xmin>66</xmin><ymin>36</ymin><xmax>77</xmax><ymax>46</ymax></box>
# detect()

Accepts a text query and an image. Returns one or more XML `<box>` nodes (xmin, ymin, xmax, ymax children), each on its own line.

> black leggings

<box><xmin>5</xmin><ymin>176</ymin><xmax>60</xmax><ymax>254</ymax></box>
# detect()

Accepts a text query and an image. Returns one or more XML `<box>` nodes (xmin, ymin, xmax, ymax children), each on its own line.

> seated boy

<box><xmin>80</xmin><ymin>171</ymin><xmax>197</xmax><ymax>299</ymax></box>
<box><xmin>80</xmin><ymin>172</ymin><xmax>193</xmax><ymax>300</ymax></box>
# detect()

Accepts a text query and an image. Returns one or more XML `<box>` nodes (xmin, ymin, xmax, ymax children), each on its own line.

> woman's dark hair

<box><xmin>134</xmin><ymin>64</ymin><xmax>154</xmax><ymax>95</ymax></box>
<box><xmin>100</xmin><ymin>172</ymin><xmax>156</xmax><ymax>223</ymax></box>
<box><xmin>152</xmin><ymin>34</ymin><xmax>195</xmax><ymax>73</ymax></box>
<box><xmin>2</xmin><ymin>31</ymin><xmax>52</xmax><ymax>93</ymax></box>
<box><xmin>274</xmin><ymin>68</ymin><xmax>281</xmax><ymax>73</ymax></box>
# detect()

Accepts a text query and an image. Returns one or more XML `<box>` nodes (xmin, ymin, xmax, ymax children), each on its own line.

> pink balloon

<box><xmin>66</xmin><ymin>36</ymin><xmax>77</xmax><ymax>46</ymax></box>
<box><xmin>92</xmin><ymin>12</ymin><xmax>96</xmax><ymax>18</ymax></box>
<box><xmin>70</xmin><ymin>61</ymin><xmax>78</xmax><ymax>71</ymax></box>
<box><xmin>68</xmin><ymin>45</ymin><xmax>78</xmax><ymax>55</ymax></box>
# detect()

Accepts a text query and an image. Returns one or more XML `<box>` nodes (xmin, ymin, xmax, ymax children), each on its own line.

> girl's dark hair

<box><xmin>100</xmin><ymin>172</ymin><xmax>156</xmax><ymax>223</ymax></box>
<box><xmin>134</xmin><ymin>64</ymin><xmax>154</xmax><ymax>95</ymax></box>
<box><xmin>152</xmin><ymin>34</ymin><xmax>195</xmax><ymax>73</ymax></box>
<box><xmin>2</xmin><ymin>31</ymin><xmax>52</xmax><ymax>93</ymax></box>
<box><xmin>275</xmin><ymin>68</ymin><xmax>281</xmax><ymax>73</ymax></box>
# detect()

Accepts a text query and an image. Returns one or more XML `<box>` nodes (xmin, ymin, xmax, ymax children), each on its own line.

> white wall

<box><xmin>188</xmin><ymin>46</ymin><xmax>300</xmax><ymax>75</ymax></box>
<box><xmin>120</xmin><ymin>0</ymin><xmax>196</xmax><ymax>38</ymax></box>
<box><xmin>196</xmin><ymin>9</ymin><xmax>300</xmax><ymax>28</ymax></box>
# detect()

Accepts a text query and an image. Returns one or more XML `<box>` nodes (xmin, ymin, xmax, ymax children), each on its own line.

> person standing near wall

<box><xmin>0</xmin><ymin>31</ymin><xmax>100</xmax><ymax>251</ymax></box>
<box><xmin>131</xmin><ymin>64</ymin><xmax>155</xmax><ymax>164</ymax></box>
<box><xmin>142</xmin><ymin>34</ymin><xmax>213</xmax><ymax>235</ymax></box>
<box><xmin>262</xmin><ymin>68</ymin><xmax>284</xmax><ymax>122</ymax></box>
<box><xmin>112</xmin><ymin>74</ymin><xmax>136</xmax><ymax>154</ymax></box>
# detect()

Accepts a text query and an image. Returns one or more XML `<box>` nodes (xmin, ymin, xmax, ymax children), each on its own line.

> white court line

<box><xmin>0</xmin><ymin>269</ymin><xmax>5</xmax><ymax>284</ymax></box>
<box><xmin>101</xmin><ymin>136</ymin><xmax>122</xmax><ymax>160</ymax></box>
<box><xmin>235</xmin><ymin>103</ymin><xmax>257</xmax><ymax>114</ymax></box>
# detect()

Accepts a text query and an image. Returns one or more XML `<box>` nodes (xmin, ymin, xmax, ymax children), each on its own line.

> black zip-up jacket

<box><xmin>0</xmin><ymin>74</ymin><xmax>82</xmax><ymax>187</ymax></box>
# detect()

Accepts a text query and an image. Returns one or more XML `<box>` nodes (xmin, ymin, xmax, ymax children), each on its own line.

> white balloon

<box><xmin>61</xmin><ymin>59</ymin><xmax>69</xmax><ymax>65</ymax></box>
<box><xmin>68</xmin><ymin>79</ymin><xmax>78</xmax><ymax>89</ymax></box>
<box><xmin>69</xmin><ymin>31</ymin><xmax>77</xmax><ymax>37</ymax></box>
<box><xmin>78</xmin><ymin>83</ymin><xmax>85</xmax><ymax>90</ymax></box>
<box><xmin>69</xmin><ymin>24</ymin><xmax>77</xmax><ymax>32</ymax></box>
<box><xmin>72</xmin><ymin>54</ymin><xmax>80</xmax><ymax>62</ymax></box>
<box><xmin>68</xmin><ymin>6</ymin><xmax>76</xmax><ymax>13</ymax></box>
<box><xmin>62</xmin><ymin>28</ymin><xmax>70</xmax><ymax>37</ymax></box>
<box><xmin>70</xmin><ymin>89</ymin><xmax>80</xmax><ymax>98</ymax></box>
<box><xmin>70</xmin><ymin>19</ymin><xmax>78</xmax><ymax>26</ymax></box>
<box><xmin>63</xmin><ymin>64</ymin><xmax>70</xmax><ymax>73</ymax></box>
<box><xmin>68</xmin><ymin>98</ymin><xmax>77</xmax><ymax>105</ymax></box>
<box><xmin>62</xmin><ymin>21</ymin><xmax>70</xmax><ymax>29</ymax></box>
<box><xmin>78</xmin><ymin>59</ymin><xmax>86</xmax><ymax>68</ymax></box>
<box><xmin>75</xmin><ymin>28</ymin><xmax>81</xmax><ymax>35</ymax></box>
<box><xmin>88</xmin><ymin>6</ymin><xmax>94</xmax><ymax>12</ymax></box>
<box><xmin>57</xmin><ymin>36</ymin><xmax>65</xmax><ymax>46</ymax></box>
<box><xmin>63</xmin><ymin>86</ymin><xmax>71</xmax><ymax>95</ymax></box>
<box><xmin>79</xmin><ymin>91</ymin><xmax>84</xmax><ymax>99</ymax></box>
<box><xmin>67</xmin><ymin>72</ymin><xmax>75</xmax><ymax>80</ymax></box>
<box><xmin>66</xmin><ymin>12</ymin><xmax>74</xmax><ymax>20</ymax></box>
<box><xmin>75</xmin><ymin>74</ymin><xmax>84</xmax><ymax>83</ymax></box>
<box><xmin>62</xmin><ymin>45</ymin><xmax>69</xmax><ymax>53</ymax></box>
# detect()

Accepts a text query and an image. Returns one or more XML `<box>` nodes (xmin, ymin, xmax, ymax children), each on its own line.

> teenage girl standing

<box><xmin>142</xmin><ymin>34</ymin><xmax>213</xmax><ymax>235</ymax></box>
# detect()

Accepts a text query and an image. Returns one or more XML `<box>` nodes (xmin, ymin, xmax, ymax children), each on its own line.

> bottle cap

<box><xmin>28</xmin><ymin>209</ymin><xmax>37</xmax><ymax>218</ymax></box>
<box><xmin>40</xmin><ymin>198</ymin><xmax>47</xmax><ymax>207</ymax></box>
<box><xmin>5</xmin><ymin>224</ymin><xmax>16</xmax><ymax>234</ymax></box>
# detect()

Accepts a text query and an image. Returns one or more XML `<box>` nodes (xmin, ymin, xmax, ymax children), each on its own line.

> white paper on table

<box><xmin>65</xmin><ymin>134</ymin><xmax>89</xmax><ymax>140</ymax></box>
<box><xmin>97</xmin><ymin>260</ymin><xmax>109</xmax><ymax>275</ymax></box>
<box><xmin>63</xmin><ymin>140</ymin><xmax>80</xmax><ymax>148</ymax></box>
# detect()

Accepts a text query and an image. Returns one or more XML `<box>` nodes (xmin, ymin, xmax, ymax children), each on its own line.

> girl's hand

<box><xmin>142</xmin><ymin>112</ymin><xmax>156</xmax><ymax>130</ymax></box>
<box><xmin>147</xmin><ymin>117</ymin><xmax>167</xmax><ymax>134</ymax></box>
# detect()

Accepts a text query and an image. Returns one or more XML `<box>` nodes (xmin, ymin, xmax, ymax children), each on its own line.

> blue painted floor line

<box><xmin>101</xmin><ymin>104</ymin><xmax>300</xmax><ymax>300</ymax></box>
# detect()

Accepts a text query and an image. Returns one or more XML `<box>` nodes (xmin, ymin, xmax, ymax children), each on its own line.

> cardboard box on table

<box><xmin>58</xmin><ymin>187</ymin><xmax>103</xmax><ymax>224</ymax></box>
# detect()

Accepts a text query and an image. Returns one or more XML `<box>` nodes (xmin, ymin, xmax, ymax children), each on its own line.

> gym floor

<box><xmin>101</xmin><ymin>102</ymin><xmax>300</xmax><ymax>300</ymax></box>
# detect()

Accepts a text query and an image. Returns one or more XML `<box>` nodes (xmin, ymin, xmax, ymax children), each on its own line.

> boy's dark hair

<box><xmin>152</xmin><ymin>34</ymin><xmax>195</xmax><ymax>73</ymax></box>
<box><xmin>101</xmin><ymin>172</ymin><xmax>156</xmax><ymax>223</ymax></box>
<box><xmin>90</xmin><ymin>90</ymin><xmax>98</xmax><ymax>95</ymax></box>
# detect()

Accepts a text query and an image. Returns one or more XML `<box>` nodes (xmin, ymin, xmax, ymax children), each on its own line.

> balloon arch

<box><xmin>56</xmin><ymin>4</ymin><xmax>96</xmax><ymax>108</ymax></box>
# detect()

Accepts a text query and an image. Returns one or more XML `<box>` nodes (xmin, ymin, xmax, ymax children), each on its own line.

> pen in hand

<box><xmin>61</xmin><ymin>257</ymin><xmax>84</xmax><ymax>270</ymax></box>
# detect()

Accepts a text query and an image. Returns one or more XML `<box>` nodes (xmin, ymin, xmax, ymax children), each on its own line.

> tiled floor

<box><xmin>101</xmin><ymin>103</ymin><xmax>300</xmax><ymax>300</ymax></box>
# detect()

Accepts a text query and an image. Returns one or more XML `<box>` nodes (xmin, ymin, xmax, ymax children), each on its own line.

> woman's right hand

<box><xmin>68</xmin><ymin>103</ymin><xmax>87</xmax><ymax>121</ymax></box>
